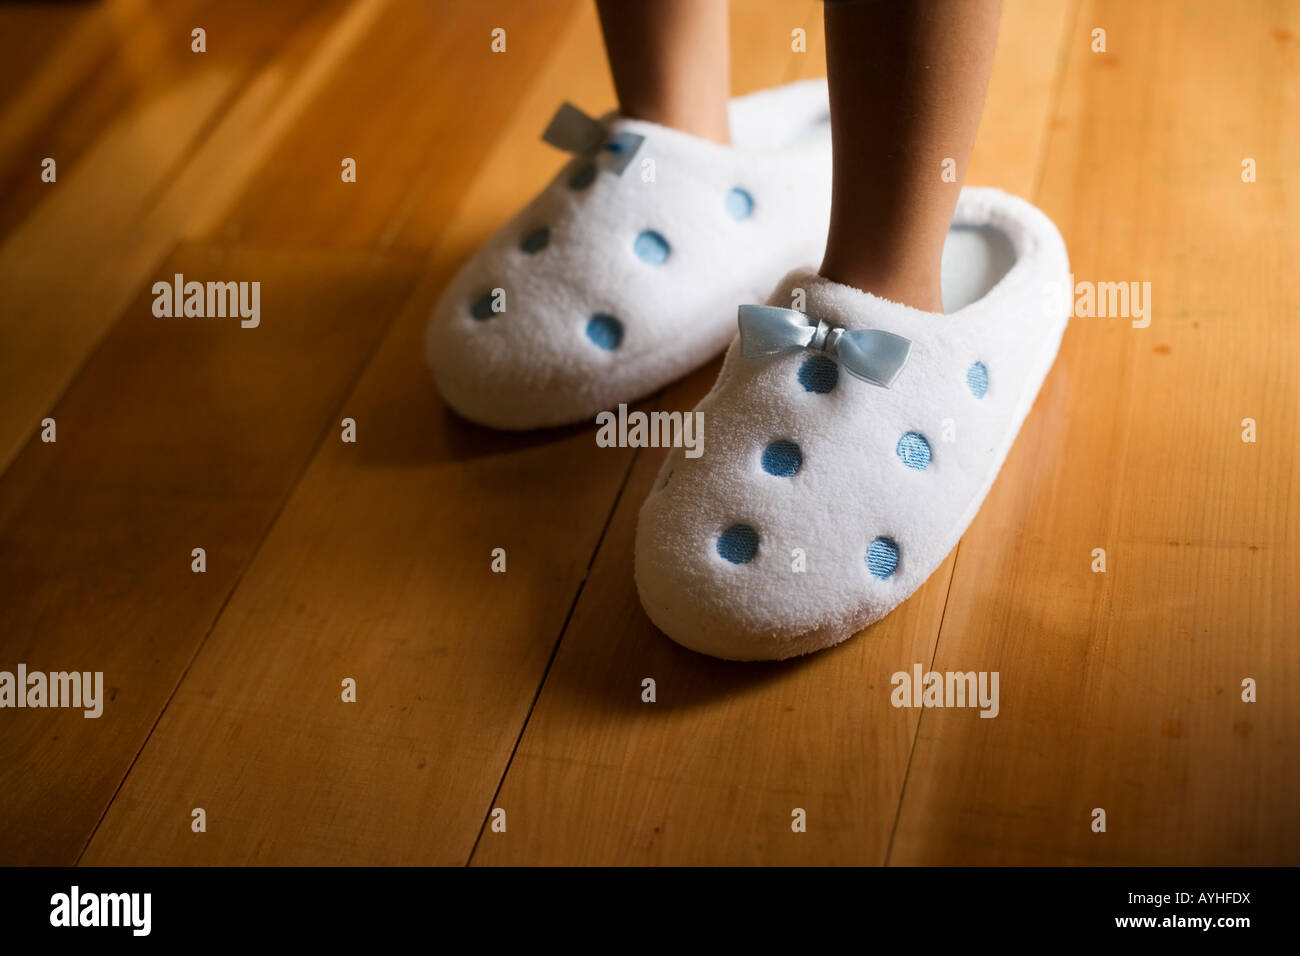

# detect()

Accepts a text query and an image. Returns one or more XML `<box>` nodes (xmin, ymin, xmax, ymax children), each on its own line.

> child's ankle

<box><xmin>816</xmin><ymin>260</ymin><xmax>944</xmax><ymax>314</ymax></box>
<box><xmin>619</xmin><ymin>100</ymin><xmax>730</xmax><ymax>145</ymax></box>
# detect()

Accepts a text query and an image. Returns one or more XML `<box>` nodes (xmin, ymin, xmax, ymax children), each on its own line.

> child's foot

<box><xmin>634</xmin><ymin>188</ymin><xmax>1070</xmax><ymax>660</ymax></box>
<box><xmin>425</xmin><ymin>80</ymin><xmax>832</xmax><ymax>430</ymax></box>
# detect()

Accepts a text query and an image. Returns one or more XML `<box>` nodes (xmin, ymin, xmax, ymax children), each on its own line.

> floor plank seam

<box><xmin>71</xmin><ymin>551</ymin><xmax>250</xmax><ymax>866</ymax></box>
<box><xmin>2</xmin><ymin>228</ymin><xmax>195</xmax><ymax>482</ymax></box>
<box><xmin>1030</xmin><ymin>0</ymin><xmax>1084</xmax><ymax>203</ymax></box>
<box><xmin>464</xmin><ymin>438</ymin><xmax>646</xmax><ymax>866</ymax></box>
<box><xmin>882</xmin><ymin>552</ymin><xmax>959</xmax><ymax>866</ymax></box>
<box><xmin>882</xmin><ymin>0</ymin><xmax>1083</xmax><ymax>866</ymax></box>
<box><xmin>72</xmin><ymin>257</ymin><xmax>418</xmax><ymax>865</ymax></box>
<box><xmin>375</xmin><ymin>0</ymin><xmax>585</xmax><ymax>249</ymax></box>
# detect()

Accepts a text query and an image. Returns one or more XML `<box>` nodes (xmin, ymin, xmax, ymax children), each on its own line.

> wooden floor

<box><xmin>1</xmin><ymin>0</ymin><xmax>1296</xmax><ymax>866</ymax></box>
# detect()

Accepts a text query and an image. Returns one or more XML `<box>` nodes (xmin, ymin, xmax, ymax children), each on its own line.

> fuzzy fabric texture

<box><xmin>425</xmin><ymin>79</ymin><xmax>833</xmax><ymax>430</ymax></box>
<box><xmin>634</xmin><ymin>187</ymin><xmax>1071</xmax><ymax>661</ymax></box>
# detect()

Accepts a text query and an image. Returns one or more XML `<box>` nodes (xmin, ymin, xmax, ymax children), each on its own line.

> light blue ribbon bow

<box><xmin>737</xmin><ymin>305</ymin><xmax>912</xmax><ymax>388</ymax></box>
<box><xmin>542</xmin><ymin>102</ymin><xmax>645</xmax><ymax>176</ymax></box>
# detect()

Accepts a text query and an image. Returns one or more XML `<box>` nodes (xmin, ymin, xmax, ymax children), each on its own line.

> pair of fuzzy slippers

<box><xmin>426</xmin><ymin>79</ymin><xmax>1070</xmax><ymax>661</ymax></box>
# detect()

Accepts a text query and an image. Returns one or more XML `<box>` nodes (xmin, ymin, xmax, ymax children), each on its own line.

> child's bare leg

<box><xmin>819</xmin><ymin>0</ymin><xmax>1001</xmax><ymax>312</ymax></box>
<box><xmin>595</xmin><ymin>0</ymin><xmax>731</xmax><ymax>144</ymax></box>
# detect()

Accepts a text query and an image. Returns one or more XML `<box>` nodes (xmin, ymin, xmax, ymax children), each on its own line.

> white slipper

<box><xmin>634</xmin><ymin>187</ymin><xmax>1070</xmax><ymax>660</ymax></box>
<box><xmin>425</xmin><ymin>79</ymin><xmax>832</xmax><ymax>430</ymax></box>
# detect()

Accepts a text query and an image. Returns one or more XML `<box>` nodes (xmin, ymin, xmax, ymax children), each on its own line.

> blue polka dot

<box><xmin>520</xmin><ymin>227</ymin><xmax>549</xmax><ymax>254</ymax></box>
<box><xmin>586</xmin><ymin>313</ymin><xmax>623</xmax><ymax>350</ymax></box>
<box><xmin>967</xmin><ymin>361</ymin><xmax>989</xmax><ymax>399</ymax></box>
<box><xmin>866</xmin><ymin>537</ymin><xmax>900</xmax><ymax>579</ymax></box>
<box><xmin>798</xmin><ymin>355</ymin><xmax>839</xmax><ymax>393</ymax></box>
<box><xmin>717</xmin><ymin>524</ymin><xmax>759</xmax><ymax>564</ymax></box>
<box><xmin>761</xmin><ymin>439</ymin><xmax>802</xmax><ymax>477</ymax></box>
<box><xmin>569</xmin><ymin>163</ymin><xmax>597</xmax><ymax>190</ymax></box>
<box><xmin>725</xmin><ymin>187</ymin><xmax>754</xmax><ymax>221</ymax></box>
<box><xmin>633</xmin><ymin>230</ymin><xmax>670</xmax><ymax>266</ymax></box>
<box><xmin>896</xmin><ymin>432</ymin><xmax>931</xmax><ymax>470</ymax></box>
<box><xmin>470</xmin><ymin>290</ymin><xmax>497</xmax><ymax>321</ymax></box>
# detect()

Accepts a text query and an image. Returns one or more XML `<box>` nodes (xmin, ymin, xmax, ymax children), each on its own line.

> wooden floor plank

<box><xmin>0</xmin><ymin>0</ymin><xmax>349</xmax><ymax>238</ymax></box>
<box><xmin>80</xmin><ymin>1</ymin><xmax>641</xmax><ymax>866</ymax></box>
<box><xmin>390</xmin><ymin>2</ymin><xmax>604</xmax><ymax>250</ymax></box>
<box><xmin>0</xmin><ymin>2</ymin><xmax>581</xmax><ymax>481</ymax></box>
<box><xmin>0</xmin><ymin>243</ymin><xmax>422</xmax><ymax>865</ymax></box>
<box><xmin>890</xmin><ymin>0</ymin><xmax>1300</xmax><ymax>865</ymax></box>
<box><xmin>0</xmin><ymin>0</ymin><xmax>356</xmax><ymax>476</ymax></box>
<box><xmin>0</xmin><ymin>0</ymin><xmax>152</xmax><ymax>188</ymax></box>
<box><xmin>208</xmin><ymin>0</ymin><xmax>577</xmax><ymax>250</ymax></box>
<box><xmin>469</xmin><ymin>0</ymin><xmax>1076</xmax><ymax>865</ymax></box>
